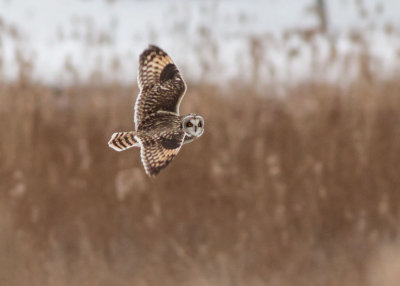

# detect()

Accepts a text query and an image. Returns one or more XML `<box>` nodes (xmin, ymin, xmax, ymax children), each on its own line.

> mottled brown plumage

<box><xmin>135</xmin><ymin>45</ymin><xmax>186</xmax><ymax>129</ymax></box>
<box><xmin>108</xmin><ymin>45</ymin><xmax>204</xmax><ymax>177</ymax></box>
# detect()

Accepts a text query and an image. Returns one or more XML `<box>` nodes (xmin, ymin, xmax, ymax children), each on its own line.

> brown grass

<box><xmin>1</xmin><ymin>76</ymin><xmax>400</xmax><ymax>285</ymax></box>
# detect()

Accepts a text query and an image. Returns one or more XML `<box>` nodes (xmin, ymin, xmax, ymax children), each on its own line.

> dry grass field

<box><xmin>1</xmin><ymin>71</ymin><xmax>400</xmax><ymax>285</ymax></box>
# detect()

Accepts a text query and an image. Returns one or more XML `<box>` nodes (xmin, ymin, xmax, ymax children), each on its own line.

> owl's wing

<box><xmin>135</xmin><ymin>45</ymin><xmax>186</xmax><ymax>129</ymax></box>
<box><xmin>137</xmin><ymin>130</ymin><xmax>185</xmax><ymax>176</ymax></box>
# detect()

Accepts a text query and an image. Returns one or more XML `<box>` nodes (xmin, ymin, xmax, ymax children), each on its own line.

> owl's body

<box><xmin>108</xmin><ymin>45</ymin><xmax>204</xmax><ymax>176</ymax></box>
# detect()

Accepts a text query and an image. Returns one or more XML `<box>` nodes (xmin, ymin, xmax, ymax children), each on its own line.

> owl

<box><xmin>108</xmin><ymin>45</ymin><xmax>204</xmax><ymax>176</ymax></box>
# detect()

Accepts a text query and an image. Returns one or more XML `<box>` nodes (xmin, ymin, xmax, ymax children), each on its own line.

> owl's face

<box><xmin>182</xmin><ymin>114</ymin><xmax>204</xmax><ymax>138</ymax></box>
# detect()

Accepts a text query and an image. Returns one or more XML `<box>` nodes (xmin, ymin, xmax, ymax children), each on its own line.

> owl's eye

<box><xmin>198</xmin><ymin>122</ymin><xmax>202</xmax><ymax>127</ymax></box>
<box><xmin>186</xmin><ymin>122</ymin><xmax>193</xmax><ymax>127</ymax></box>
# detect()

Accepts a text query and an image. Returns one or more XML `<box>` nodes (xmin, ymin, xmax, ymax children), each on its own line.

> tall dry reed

<box><xmin>1</xmin><ymin>76</ymin><xmax>399</xmax><ymax>285</ymax></box>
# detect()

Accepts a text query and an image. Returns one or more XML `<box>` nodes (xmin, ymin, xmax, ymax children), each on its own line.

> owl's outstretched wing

<box><xmin>135</xmin><ymin>45</ymin><xmax>186</xmax><ymax>129</ymax></box>
<box><xmin>136</xmin><ymin>130</ymin><xmax>185</xmax><ymax>176</ymax></box>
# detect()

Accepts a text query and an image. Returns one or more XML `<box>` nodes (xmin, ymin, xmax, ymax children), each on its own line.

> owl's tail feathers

<box><xmin>108</xmin><ymin>131</ymin><xmax>140</xmax><ymax>151</ymax></box>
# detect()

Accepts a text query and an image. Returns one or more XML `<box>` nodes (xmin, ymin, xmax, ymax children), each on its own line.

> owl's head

<box><xmin>182</xmin><ymin>114</ymin><xmax>204</xmax><ymax>138</ymax></box>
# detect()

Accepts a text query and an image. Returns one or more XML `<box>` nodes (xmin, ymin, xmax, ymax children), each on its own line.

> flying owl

<box><xmin>108</xmin><ymin>45</ymin><xmax>204</xmax><ymax>176</ymax></box>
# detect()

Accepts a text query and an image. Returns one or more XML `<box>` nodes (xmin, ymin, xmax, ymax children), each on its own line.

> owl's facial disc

<box><xmin>182</xmin><ymin>115</ymin><xmax>204</xmax><ymax>138</ymax></box>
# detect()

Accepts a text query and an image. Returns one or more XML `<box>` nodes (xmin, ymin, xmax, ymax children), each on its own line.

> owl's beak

<box><xmin>194</xmin><ymin>126</ymin><xmax>198</xmax><ymax>132</ymax></box>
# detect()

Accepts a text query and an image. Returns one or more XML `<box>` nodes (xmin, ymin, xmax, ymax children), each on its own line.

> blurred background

<box><xmin>1</xmin><ymin>0</ymin><xmax>400</xmax><ymax>285</ymax></box>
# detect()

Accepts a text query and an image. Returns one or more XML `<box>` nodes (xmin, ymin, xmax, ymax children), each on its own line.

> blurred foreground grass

<box><xmin>0</xmin><ymin>77</ymin><xmax>400</xmax><ymax>285</ymax></box>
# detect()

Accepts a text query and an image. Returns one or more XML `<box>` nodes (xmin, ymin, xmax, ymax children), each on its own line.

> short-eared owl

<box><xmin>108</xmin><ymin>45</ymin><xmax>204</xmax><ymax>176</ymax></box>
